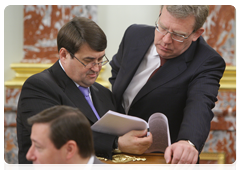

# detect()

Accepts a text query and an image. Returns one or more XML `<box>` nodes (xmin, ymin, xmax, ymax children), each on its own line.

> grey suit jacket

<box><xmin>17</xmin><ymin>61</ymin><xmax>117</xmax><ymax>163</ymax></box>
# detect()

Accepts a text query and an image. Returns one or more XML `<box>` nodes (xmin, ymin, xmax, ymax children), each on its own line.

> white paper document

<box><xmin>91</xmin><ymin>110</ymin><xmax>171</xmax><ymax>153</ymax></box>
<box><xmin>91</xmin><ymin>110</ymin><xmax>148</xmax><ymax>136</ymax></box>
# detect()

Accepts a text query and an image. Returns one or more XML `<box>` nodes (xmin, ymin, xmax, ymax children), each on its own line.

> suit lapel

<box><xmin>64</xmin><ymin>84</ymin><xmax>98</xmax><ymax>123</ymax></box>
<box><xmin>131</xmin><ymin>40</ymin><xmax>198</xmax><ymax>106</ymax></box>
<box><xmin>113</xmin><ymin>32</ymin><xmax>154</xmax><ymax>105</ymax></box>
<box><xmin>131</xmin><ymin>51</ymin><xmax>187</xmax><ymax>106</ymax></box>
<box><xmin>50</xmin><ymin>61</ymin><xmax>98</xmax><ymax>123</ymax></box>
<box><xmin>90</xmin><ymin>84</ymin><xmax>106</xmax><ymax>118</ymax></box>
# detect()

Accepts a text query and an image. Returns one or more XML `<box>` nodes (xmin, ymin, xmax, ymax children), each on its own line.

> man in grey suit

<box><xmin>26</xmin><ymin>105</ymin><xmax>103</xmax><ymax>164</ymax></box>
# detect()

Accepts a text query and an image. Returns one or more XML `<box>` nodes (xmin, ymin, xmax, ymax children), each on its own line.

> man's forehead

<box><xmin>160</xmin><ymin>6</ymin><xmax>195</xmax><ymax>33</ymax></box>
<box><xmin>31</xmin><ymin>123</ymin><xmax>50</xmax><ymax>141</ymax></box>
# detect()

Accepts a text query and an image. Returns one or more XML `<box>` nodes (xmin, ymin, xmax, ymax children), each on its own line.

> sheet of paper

<box><xmin>91</xmin><ymin>110</ymin><xmax>148</xmax><ymax>136</ymax></box>
<box><xmin>145</xmin><ymin>113</ymin><xmax>171</xmax><ymax>153</ymax></box>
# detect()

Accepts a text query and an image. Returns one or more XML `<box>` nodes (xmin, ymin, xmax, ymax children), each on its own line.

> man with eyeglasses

<box><xmin>109</xmin><ymin>5</ymin><xmax>225</xmax><ymax>164</ymax></box>
<box><xmin>17</xmin><ymin>17</ymin><xmax>150</xmax><ymax>164</ymax></box>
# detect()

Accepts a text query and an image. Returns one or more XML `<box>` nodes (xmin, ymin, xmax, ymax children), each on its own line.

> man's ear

<box><xmin>64</xmin><ymin>140</ymin><xmax>78</xmax><ymax>160</ymax></box>
<box><xmin>59</xmin><ymin>48</ymin><xmax>68</xmax><ymax>64</ymax></box>
<box><xmin>192</xmin><ymin>28</ymin><xmax>204</xmax><ymax>41</ymax></box>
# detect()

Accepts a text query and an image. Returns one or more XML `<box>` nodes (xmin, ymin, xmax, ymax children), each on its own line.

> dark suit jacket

<box><xmin>91</xmin><ymin>157</ymin><xmax>120</xmax><ymax>170</ymax></box>
<box><xmin>109</xmin><ymin>24</ymin><xmax>226</xmax><ymax>154</ymax></box>
<box><xmin>17</xmin><ymin>61</ymin><xmax>117</xmax><ymax>164</ymax></box>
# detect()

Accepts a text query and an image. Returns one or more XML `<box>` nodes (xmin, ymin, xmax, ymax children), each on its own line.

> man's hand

<box><xmin>164</xmin><ymin>140</ymin><xmax>198</xmax><ymax>164</ymax></box>
<box><xmin>118</xmin><ymin>129</ymin><xmax>153</xmax><ymax>155</ymax></box>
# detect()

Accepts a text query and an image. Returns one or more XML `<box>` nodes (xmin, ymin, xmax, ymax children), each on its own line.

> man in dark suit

<box><xmin>109</xmin><ymin>5</ymin><xmax>226</xmax><ymax>164</ymax></box>
<box><xmin>17</xmin><ymin>17</ymin><xmax>153</xmax><ymax>164</ymax></box>
<box><xmin>26</xmin><ymin>105</ymin><xmax>103</xmax><ymax>164</ymax></box>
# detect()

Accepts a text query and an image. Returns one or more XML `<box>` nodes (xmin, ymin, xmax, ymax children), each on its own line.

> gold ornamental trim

<box><xmin>4</xmin><ymin>63</ymin><xmax>110</xmax><ymax>88</ymax></box>
<box><xmin>97</xmin><ymin>152</ymin><xmax>225</xmax><ymax>164</ymax></box>
<box><xmin>112</xmin><ymin>154</ymin><xmax>146</xmax><ymax>163</ymax></box>
<box><xmin>199</xmin><ymin>152</ymin><xmax>226</xmax><ymax>164</ymax></box>
<box><xmin>98</xmin><ymin>153</ymin><xmax>167</xmax><ymax>164</ymax></box>
<box><xmin>97</xmin><ymin>154</ymin><xmax>147</xmax><ymax>163</ymax></box>
<box><xmin>4</xmin><ymin>63</ymin><xmax>235</xmax><ymax>90</ymax></box>
<box><xmin>219</xmin><ymin>65</ymin><xmax>236</xmax><ymax>90</ymax></box>
<box><xmin>4</xmin><ymin>63</ymin><xmax>52</xmax><ymax>88</ymax></box>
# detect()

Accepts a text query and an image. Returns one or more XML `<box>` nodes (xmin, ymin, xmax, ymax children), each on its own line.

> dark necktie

<box><xmin>148</xmin><ymin>56</ymin><xmax>166</xmax><ymax>80</ymax></box>
<box><xmin>78</xmin><ymin>86</ymin><xmax>100</xmax><ymax>120</ymax></box>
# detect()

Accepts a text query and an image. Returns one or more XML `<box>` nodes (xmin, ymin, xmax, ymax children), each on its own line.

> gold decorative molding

<box><xmin>4</xmin><ymin>63</ymin><xmax>52</xmax><ymax>88</ymax></box>
<box><xmin>112</xmin><ymin>154</ymin><xmax>146</xmax><ymax>163</ymax></box>
<box><xmin>200</xmin><ymin>152</ymin><xmax>226</xmax><ymax>164</ymax></box>
<box><xmin>98</xmin><ymin>153</ymin><xmax>164</xmax><ymax>164</ymax></box>
<box><xmin>219</xmin><ymin>65</ymin><xmax>236</xmax><ymax>90</ymax></box>
<box><xmin>4</xmin><ymin>63</ymin><xmax>235</xmax><ymax>90</ymax></box>
<box><xmin>4</xmin><ymin>63</ymin><xmax>110</xmax><ymax>88</ymax></box>
<box><xmin>98</xmin><ymin>154</ymin><xmax>146</xmax><ymax>163</ymax></box>
<box><xmin>98</xmin><ymin>152</ymin><xmax>226</xmax><ymax>164</ymax></box>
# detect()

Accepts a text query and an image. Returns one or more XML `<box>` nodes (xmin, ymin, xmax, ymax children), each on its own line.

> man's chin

<box><xmin>90</xmin><ymin>75</ymin><xmax>98</xmax><ymax>82</ymax></box>
<box><xmin>157</xmin><ymin>50</ymin><xmax>176</xmax><ymax>59</ymax></box>
<box><xmin>85</xmin><ymin>80</ymin><xmax>97</xmax><ymax>87</ymax></box>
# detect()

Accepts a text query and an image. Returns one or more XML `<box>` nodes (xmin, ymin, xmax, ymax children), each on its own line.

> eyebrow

<box><xmin>31</xmin><ymin>138</ymin><xmax>43</xmax><ymax>146</ymax></box>
<box><xmin>159</xmin><ymin>21</ymin><xmax>188</xmax><ymax>36</ymax></box>
<box><xmin>83</xmin><ymin>54</ymin><xmax>105</xmax><ymax>60</ymax></box>
<box><xmin>83</xmin><ymin>56</ymin><xmax>96</xmax><ymax>60</ymax></box>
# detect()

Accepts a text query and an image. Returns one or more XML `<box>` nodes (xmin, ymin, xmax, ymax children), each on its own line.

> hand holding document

<box><xmin>91</xmin><ymin>110</ymin><xmax>171</xmax><ymax>153</ymax></box>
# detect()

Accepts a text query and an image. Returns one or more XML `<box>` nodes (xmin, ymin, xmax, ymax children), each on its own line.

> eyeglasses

<box><xmin>155</xmin><ymin>14</ymin><xmax>195</xmax><ymax>42</ymax></box>
<box><xmin>67</xmin><ymin>50</ymin><xmax>109</xmax><ymax>69</ymax></box>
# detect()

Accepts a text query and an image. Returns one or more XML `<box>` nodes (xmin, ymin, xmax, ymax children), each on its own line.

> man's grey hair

<box><xmin>160</xmin><ymin>5</ymin><xmax>209</xmax><ymax>31</ymax></box>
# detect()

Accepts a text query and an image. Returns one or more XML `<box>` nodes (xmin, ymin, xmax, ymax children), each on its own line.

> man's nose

<box><xmin>26</xmin><ymin>145</ymin><xmax>36</xmax><ymax>162</ymax></box>
<box><xmin>162</xmin><ymin>32</ymin><xmax>173</xmax><ymax>44</ymax></box>
<box><xmin>91</xmin><ymin>63</ymin><xmax>101</xmax><ymax>72</ymax></box>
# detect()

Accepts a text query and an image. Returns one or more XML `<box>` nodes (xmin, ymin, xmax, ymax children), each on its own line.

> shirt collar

<box><xmin>83</xmin><ymin>155</ymin><xmax>94</xmax><ymax>170</ymax></box>
<box><xmin>59</xmin><ymin>60</ymin><xmax>90</xmax><ymax>91</ymax></box>
<box><xmin>59</xmin><ymin>59</ymin><xmax>65</xmax><ymax>71</ymax></box>
<box><xmin>153</xmin><ymin>44</ymin><xmax>158</xmax><ymax>56</ymax></box>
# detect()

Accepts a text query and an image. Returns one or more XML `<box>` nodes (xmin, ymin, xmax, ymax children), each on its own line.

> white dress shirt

<box><xmin>83</xmin><ymin>156</ymin><xmax>94</xmax><ymax>170</ymax></box>
<box><xmin>59</xmin><ymin>60</ymin><xmax>93</xmax><ymax>101</ymax></box>
<box><xmin>122</xmin><ymin>43</ymin><xmax>160</xmax><ymax>114</ymax></box>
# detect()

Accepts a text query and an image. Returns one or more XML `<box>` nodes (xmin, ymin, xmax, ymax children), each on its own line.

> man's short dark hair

<box><xmin>28</xmin><ymin>105</ymin><xmax>94</xmax><ymax>158</ymax></box>
<box><xmin>57</xmin><ymin>16</ymin><xmax>107</xmax><ymax>56</ymax></box>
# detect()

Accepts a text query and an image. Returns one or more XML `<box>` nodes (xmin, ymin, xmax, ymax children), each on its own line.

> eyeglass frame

<box><xmin>155</xmin><ymin>14</ymin><xmax>195</xmax><ymax>42</ymax></box>
<box><xmin>66</xmin><ymin>49</ymin><xmax>109</xmax><ymax>69</ymax></box>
